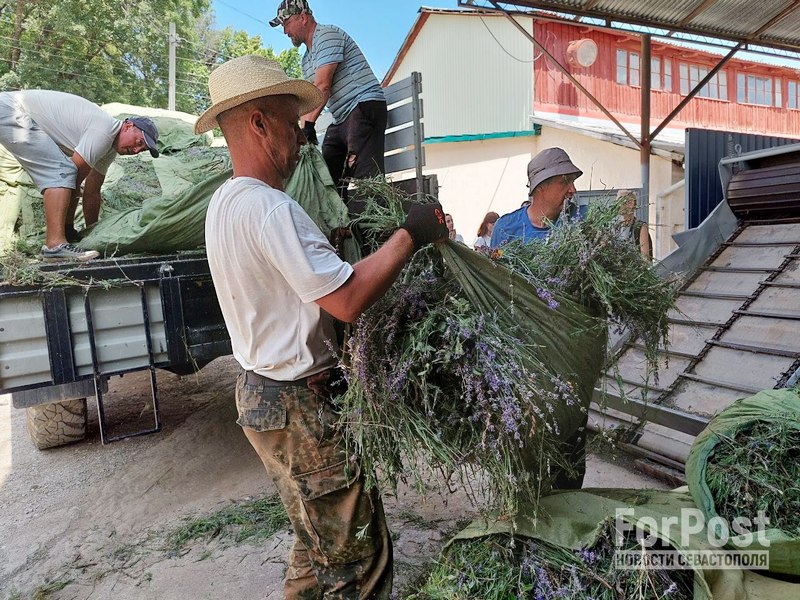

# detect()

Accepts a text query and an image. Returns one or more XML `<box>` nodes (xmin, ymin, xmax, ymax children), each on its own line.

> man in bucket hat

<box><xmin>490</xmin><ymin>147</ymin><xmax>590</xmax><ymax>490</ymax></box>
<box><xmin>0</xmin><ymin>89</ymin><xmax>159</xmax><ymax>261</ymax></box>
<box><xmin>196</xmin><ymin>55</ymin><xmax>447</xmax><ymax>599</ymax></box>
<box><xmin>491</xmin><ymin>147</ymin><xmax>583</xmax><ymax>248</ymax></box>
<box><xmin>271</xmin><ymin>0</ymin><xmax>387</xmax><ymax>199</ymax></box>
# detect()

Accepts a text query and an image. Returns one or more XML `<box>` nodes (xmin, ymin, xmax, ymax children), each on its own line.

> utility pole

<box><xmin>168</xmin><ymin>22</ymin><xmax>177</xmax><ymax>111</ymax></box>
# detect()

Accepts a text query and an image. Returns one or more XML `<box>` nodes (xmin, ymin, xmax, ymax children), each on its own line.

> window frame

<box><xmin>737</xmin><ymin>72</ymin><xmax>783</xmax><ymax>107</ymax></box>
<box><xmin>618</xmin><ymin>50</ymin><xmax>673</xmax><ymax>91</ymax></box>
<box><xmin>789</xmin><ymin>80</ymin><xmax>800</xmax><ymax>110</ymax></box>
<box><xmin>679</xmin><ymin>61</ymin><xmax>728</xmax><ymax>101</ymax></box>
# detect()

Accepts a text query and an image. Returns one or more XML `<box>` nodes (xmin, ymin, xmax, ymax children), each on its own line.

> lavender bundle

<box><xmin>490</xmin><ymin>200</ymin><xmax>678</xmax><ymax>369</ymax></box>
<box><xmin>408</xmin><ymin>524</ymin><xmax>693</xmax><ymax>600</ymax></box>
<box><xmin>338</xmin><ymin>180</ymin><xmax>677</xmax><ymax>514</ymax></box>
<box><xmin>341</xmin><ymin>250</ymin><xmax>580</xmax><ymax>514</ymax></box>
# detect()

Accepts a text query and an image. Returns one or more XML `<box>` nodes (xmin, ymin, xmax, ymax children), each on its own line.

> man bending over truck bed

<box><xmin>0</xmin><ymin>89</ymin><xmax>159</xmax><ymax>261</ymax></box>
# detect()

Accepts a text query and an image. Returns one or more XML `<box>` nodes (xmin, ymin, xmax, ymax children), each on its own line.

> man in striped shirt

<box><xmin>271</xmin><ymin>0</ymin><xmax>387</xmax><ymax>199</ymax></box>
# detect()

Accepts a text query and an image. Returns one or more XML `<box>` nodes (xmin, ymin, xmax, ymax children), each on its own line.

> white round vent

<box><xmin>566</xmin><ymin>39</ymin><xmax>598</xmax><ymax>68</ymax></box>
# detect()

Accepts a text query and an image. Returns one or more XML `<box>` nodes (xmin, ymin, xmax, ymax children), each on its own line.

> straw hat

<box><xmin>194</xmin><ymin>55</ymin><xmax>324</xmax><ymax>134</ymax></box>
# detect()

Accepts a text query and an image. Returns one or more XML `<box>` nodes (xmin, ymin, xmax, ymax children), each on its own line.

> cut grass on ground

<box><xmin>164</xmin><ymin>494</ymin><xmax>289</xmax><ymax>556</ymax></box>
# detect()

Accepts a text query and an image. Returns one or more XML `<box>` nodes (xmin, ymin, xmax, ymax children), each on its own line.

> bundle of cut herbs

<box><xmin>338</xmin><ymin>179</ymin><xmax>678</xmax><ymax>514</ymax></box>
<box><xmin>706</xmin><ymin>419</ymin><xmax>800</xmax><ymax>537</ymax></box>
<box><xmin>488</xmin><ymin>202</ymin><xmax>675</xmax><ymax>369</ymax></box>
<box><xmin>408</xmin><ymin>524</ymin><xmax>693</xmax><ymax>600</ymax></box>
<box><xmin>686</xmin><ymin>388</ymin><xmax>800</xmax><ymax>577</ymax></box>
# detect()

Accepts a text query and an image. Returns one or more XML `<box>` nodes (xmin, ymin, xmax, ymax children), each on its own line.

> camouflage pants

<box><xmin>235</xmin><ymin>370</ymin><xmax>392</xmax><ymax>599</ymax></box>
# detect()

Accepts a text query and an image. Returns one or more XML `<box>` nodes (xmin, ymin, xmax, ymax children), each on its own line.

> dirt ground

<box><xmin>0</xmin><ymin>356</ymin><xmax>668</xmax><ymax>600</ymax></box>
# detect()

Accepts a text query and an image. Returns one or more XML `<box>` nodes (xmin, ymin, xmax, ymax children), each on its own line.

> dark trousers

<box><xmin>322</xmin><ymin>100</ymin><xmax>387</xmax><ymax>199</ymax></box>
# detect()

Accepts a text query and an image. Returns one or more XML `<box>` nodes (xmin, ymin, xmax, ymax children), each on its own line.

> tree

<box><xmin>0</xmin><ymin>0</ymin><xmax>210</xmax><ymax>108</ymax></box>
<box><xmin>185</xmin><ymin>26</ymin><xmax>302</xmax><ymax>113</ymax></box>
<box><xmin>0</xmin><ymin>0</ymin><xmax>298</xmax><ymax>115</ymax></box>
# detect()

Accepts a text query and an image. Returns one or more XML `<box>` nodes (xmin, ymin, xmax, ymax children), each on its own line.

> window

<box><xmin>651</xmin><ymin>57</ymin><xmax>672</xmax><ymax>91</ymax></box>
<box><xmin>618</xmin><ymin>52</ymin><xmax>672</xmax><ymax>91</ymax></box>
<box><xmin>737</xmin><ymin>73</ymin><xmax>783</xmax><ymax>107</ymax></box>
<box><xmin>789</xmin><ymin>81</ymin><xmax>800</xmax><ymax>110</ymax></box>
<box><xmin>616</xmin><ymin>49</ymin><xmax>626</xmax><ymax>84</ymax></box>
<box><xmin>616</xmin><ymin>49</ymin><xmax>639</xmax><ymax>86</ymax></box>
<box><xmin>680</xmin><ymin>62</ymin><xmax>727</xmax><ymax>100</ymax></box>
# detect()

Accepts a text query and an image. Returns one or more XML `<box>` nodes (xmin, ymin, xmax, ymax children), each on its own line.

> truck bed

<box><xmin>0</xmin><ymin>252</ymin><xmax>230</xmax><ymax>399</ymax></box>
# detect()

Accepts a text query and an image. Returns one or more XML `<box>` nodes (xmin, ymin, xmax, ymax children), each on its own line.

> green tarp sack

<box><xmin>451</xmin><ymin>488</ymin><xmax>800</xmax><ymax>600</ymax></box>
<box><xmin>80</xmin><ymin>151</ymin><xmax>230</xmax><ymax>255</ymax></box>
<box><xmin>285</xmin><ymin>143</ymin><xmax>359</xmax><ymax>264</ymax></box>
<box><xmin>685</xmin><ymin>389</ymin><xmax>800</xmax><ymax>579</ymax></box>
<box><xmin>439</xmin><ymin>241</ymin><xmax>607</xmax><ymax>439</ymax></box>
<box><xmin>82</xmin><ymin>142</ymin><xmax>351</xmax><ymax>257</ymax></box>
<box><xmin>0</xmin><ymin>144</ymin><xmax>42</xmax><ymax>253</ymax></box>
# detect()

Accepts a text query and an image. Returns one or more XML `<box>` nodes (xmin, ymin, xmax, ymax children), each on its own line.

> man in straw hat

<box><xmin>491</xmin><ymin>147</ymin><xmax>583</xmax><ymax>248</ymax></box>
<box><xmin>196</xmin><ymin>55</ymin><xmax>447</xmax><ymax>599</ymax></box>
<box><xmin>270</xmin><ymin>0</ymin><xmax>386</xmax><ymax>199</ymax></box>
<box><xmin>0</xmin><ymin>89</ymin><xmax>159</xmax><ymax>261</ymax></box>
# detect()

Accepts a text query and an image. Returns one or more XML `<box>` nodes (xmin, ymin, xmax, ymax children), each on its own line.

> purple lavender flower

<box><xmin>578</xmin><ymin>547</ymin><xmax>598</xmax><ymax>564</ymax></box>
<box><xmin>536</xmin><ymin>287</ymin><xmax>560</xmax><ymax>310</ymax></box>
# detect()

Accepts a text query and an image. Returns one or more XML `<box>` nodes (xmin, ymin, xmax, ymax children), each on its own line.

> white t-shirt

<box><xmin>473</xmin><ymin>235</ymin><xmax>491</xmax><ymax>249</ymax></box>
<box><xmin>205</xmin><ymin>177</ymin><xmax>354</xmax><ymax>381</ymax></box>
<box><xmin>11</xmin><ymin>90</ymin><xmax>121</xmax><ymax>174</ymax></box>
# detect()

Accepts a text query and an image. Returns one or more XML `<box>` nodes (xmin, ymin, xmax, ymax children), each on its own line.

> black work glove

<box><xmin>400</xmin><ymin>203</ymin><xmax>448</xmax><ymax>252</ymax></box>
<box><xmin>302</xmin><ymin>121</ymin><xmax>318</xmax><ymax>145</ymax></box>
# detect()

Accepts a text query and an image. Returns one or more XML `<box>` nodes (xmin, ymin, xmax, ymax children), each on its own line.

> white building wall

<box><xmin>387</xmin><ymin>13</ymin><xmax>534</xmax><ymax>138</ymax></box>
<box><xmin>425</xmin><ymin>127</ymin><xmax>679</xmax><ymax>259</ymax></box>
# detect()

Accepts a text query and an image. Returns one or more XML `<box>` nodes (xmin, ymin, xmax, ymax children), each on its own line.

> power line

<box><xmin>215</xmin><ymin>0</ymin><xmax>272</xmax><ymax>29</ymax></box>
<box><xmin>0</xmin><ymin>33</ymin><xmax>141</xmax><ymax>70</ymax></box>
<box><xmin>0</xmin><ymin>29</ymin><xmax>252</xmax><ymax>77</ymax></box>
<box><xmin>0</xmin><ymin>34</ymin><xmax>217</xmax><ymax>87</ymax></box>
<box><xmin>0</xmin><ymin>14</ymin><xmax>291</xmax><ymax>99</ymax></box>
<box><xmin>478</xmin><ymin>16</ymin><xmax>538</xmax><ymax>63</ymax></box>
<box><xmin>0</xmin><ymin>55</ymin><xmax>202</xmax><ymax>101</ymax></box>
<box><xmin>0</xmin><ymin>12</ymin><xmax>288</xmax><ymax>68</ymax></box>
<box><xmin>0</xmin><ymin>30</ymin><xmax>215</xmax><ymax>65</ymax></box>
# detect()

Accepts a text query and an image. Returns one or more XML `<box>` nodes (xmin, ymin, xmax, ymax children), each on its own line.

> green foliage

<box><xmin>0</xmin><ymin>1</ymin><xmax>301</xmax><ymax>112</ymax></box>
<box><xmin>31</xmin><ymin>578</ymin><xmax>72</xmax><ymax>600</ymax></box>
<box><xmin>340</xmin><ymin>180</ymin><xmax>676</xmax><ymax>516</ymax></box>
<box><xmin>0</xmin><ymin>249</ymin><xmax>119</xmax><ymax>288</ymax></box>
<box><xmin>493</xmin><ymin>198</ymin><xmax>680</xmax><ymax>370</ymax></box>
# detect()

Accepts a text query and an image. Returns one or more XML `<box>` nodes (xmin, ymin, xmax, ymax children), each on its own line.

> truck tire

<box><xmin>25</xmin><ymin>399</ymin><xmax>87</xmax><ymax>450</ymax></box>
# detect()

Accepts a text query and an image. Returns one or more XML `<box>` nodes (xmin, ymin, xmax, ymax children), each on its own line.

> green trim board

<box><xmin>425</xmin><ymin>126</ymin><xmax>541</xmax><ymax>144</ymax></box>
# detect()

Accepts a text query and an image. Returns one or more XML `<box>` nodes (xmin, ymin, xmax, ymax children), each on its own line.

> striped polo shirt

<box><xmin>302</xmin><ymin>24</ymin><xmax>385</xmax><ymax>124</ymax></box>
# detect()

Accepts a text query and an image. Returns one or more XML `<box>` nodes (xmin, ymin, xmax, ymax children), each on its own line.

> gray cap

<box><xmin>527</xmin><ymin>147</ymin><xmax>582</xmax><ymax>193</ymax></box>
<box><xmin>126</xmin><ymin>117</ymin><xmax>159</xmax><ymax>158</ymax></box>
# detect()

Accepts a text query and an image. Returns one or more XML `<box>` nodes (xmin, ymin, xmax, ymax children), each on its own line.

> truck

<box><xmin>0</xmin><ymin>73</ymin><xmax>431</xmax><ymax>449</ymax></box>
